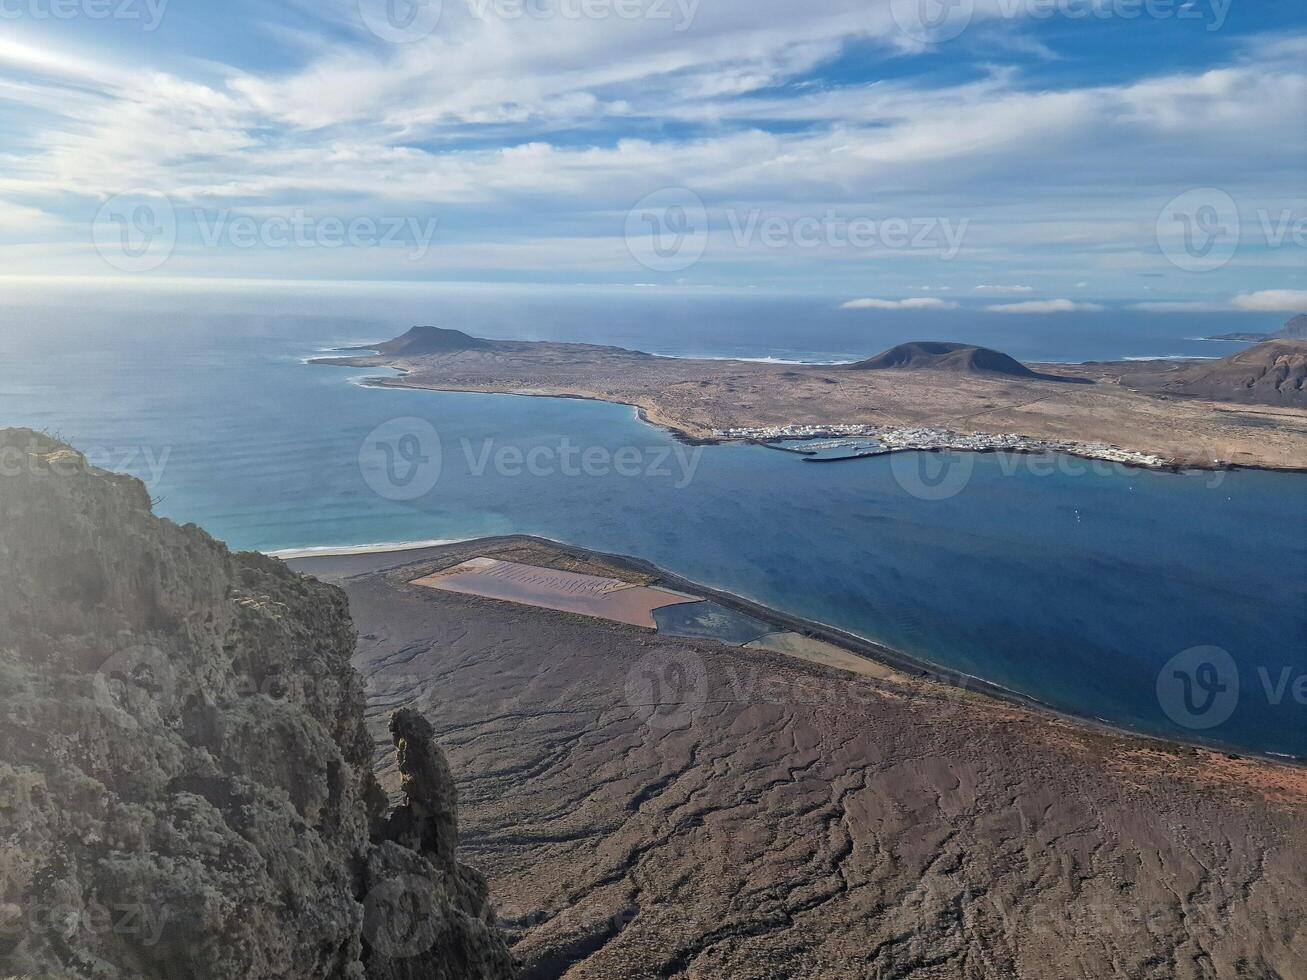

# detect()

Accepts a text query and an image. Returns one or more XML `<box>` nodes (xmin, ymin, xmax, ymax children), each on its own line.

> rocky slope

<box><xmin>0</xmin><ymin>429</ymin><xmax>516</xmax><ymax>979</ymax></box>
<box><xmin>1120</xmin><ymin>340</ymin><xmax>1307</xmax><ymax>405</ymax></box>
<box><xmin>1283</xmin><ymin>314</ymin><xmax>1307</xmax><ymax>339</ymax></box>
<box><xmin>296</xmin><ymin>538</ymin><xmax>1307</xmax><ymax>980</ymax></box>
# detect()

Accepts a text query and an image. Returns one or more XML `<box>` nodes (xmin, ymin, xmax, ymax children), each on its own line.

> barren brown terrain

<box><xmin>1108</xmin><ymin>341</ymin><xmax>1307</xmax><ymax>406</ymax></box>
<box><xmin>314</xmin><ymin>330</ymin><xmax>1307</xmax><ymax>471</ymax></box>
<box><xmin>290</xmin><ymin>538</ymin><xmax>1307</xmax><ymax>980</ymax></box>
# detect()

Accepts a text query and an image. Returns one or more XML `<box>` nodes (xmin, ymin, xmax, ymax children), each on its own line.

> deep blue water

<box><xmin>1</xmin><ymin>297</ymin><xmax>1304</xmax><ymax>759</ymax></box>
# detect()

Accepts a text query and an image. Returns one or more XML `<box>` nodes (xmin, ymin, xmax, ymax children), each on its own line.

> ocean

<box><xmin>1</xmin><ymin>288</ymin><xmax>1303</xmax><ymax>759</ymax></box>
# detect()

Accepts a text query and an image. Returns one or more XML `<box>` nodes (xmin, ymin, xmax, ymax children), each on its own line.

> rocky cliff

<box><xmin>1120</xmin><ymin>339</ymin><xmax>1307</xmax><ymax>406</ymax></box>
<box><xmin>0</xmin><ymin>428</ymin><xmax>516</xmax><ymax>979</ymax></box>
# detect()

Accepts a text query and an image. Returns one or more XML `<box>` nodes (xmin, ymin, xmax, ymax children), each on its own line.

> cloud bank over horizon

<box><xmin>0</xmin><ymin>0</ymin><xmax>1302</xmax><ymax>302</ymax></box>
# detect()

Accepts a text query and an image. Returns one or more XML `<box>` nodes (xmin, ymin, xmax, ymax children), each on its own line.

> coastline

<box><xmin>309</xmin><ymin>537</ymin><xmax>1307</xmax><ymax>977</ymax></box>
<box><xmin>281</xmin><ymin>533</ymin><xmax>1305</xmax><ymax>769</ymax></box>
<box><xmin>339</xmin><ymin>370</ymin><xmax>1307</xmax><ymax>473</ymax></box>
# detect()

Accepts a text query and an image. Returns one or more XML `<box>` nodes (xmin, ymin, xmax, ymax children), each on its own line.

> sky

<box><xmin>0</xmin><ymin>0</ymin><xmax>1304</xmax><ymax>312</ymax></box>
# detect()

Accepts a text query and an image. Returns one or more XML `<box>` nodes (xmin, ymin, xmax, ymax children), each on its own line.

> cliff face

<box><xmin>0</xmin><ymin>429</ymin><xmax>516</xmax><ymax>979</ymax></box>
<box><xmin>1279</xmin><ymin>314</ymin><xmax>1307</xmax><ymax>339</ymax></box>
<box><xmin>1121</xmin><ymin>339</ymin><xmax>1307</xmax><ymax>406</ymax></box>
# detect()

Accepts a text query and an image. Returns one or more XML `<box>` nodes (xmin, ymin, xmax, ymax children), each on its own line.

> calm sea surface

<box><xmin>1</xmin><ymin>294</ymin><xmax>1303</xmax><ymax>758</ymax></box>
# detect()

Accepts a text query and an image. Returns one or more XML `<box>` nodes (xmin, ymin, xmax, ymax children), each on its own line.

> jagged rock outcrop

<box><xmin>0</xmin><ymin>428</ymin><xmax>516</xmax><ymax>979</ymax></box>
<box><xmin>382</xmin><ymin>710</ymin><xmax>459</xmax><ymax>867</ymax></box>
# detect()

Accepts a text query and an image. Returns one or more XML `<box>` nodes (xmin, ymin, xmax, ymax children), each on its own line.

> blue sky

<box><xmin>0</xmin><ymin>0</ymin><xmax>1304</xmax><ymax>313</ymax></box>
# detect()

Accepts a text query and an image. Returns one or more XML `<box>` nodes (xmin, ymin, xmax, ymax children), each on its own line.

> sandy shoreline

<box><xmin>282</xmin><ymin>534</ymin><xmax>1304</xmax><ymax>768</ymax></box>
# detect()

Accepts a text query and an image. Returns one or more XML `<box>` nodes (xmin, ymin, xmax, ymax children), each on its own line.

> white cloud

<box><xmin>0</xmin><ymin>13</ymin><xmax>1303</xmax><ymax>286</ymax></box>
<box><xmin>841</xmin><ymin>297</ymin><xmax>959</xmax><ymax>311</ymax></box>
<box><xmin>1128</xmin><ymin>301</ymin><xmax>1229</xmax><ymax>313</ymax></box>
<box><xmin>0</xmin><ymin>199</ymin><xmax>58</xmax><ymax>233</ymax></box>
<box><xmin>985</xmin><ymin>299</ymin><xmax>1104</xmax><ymax>314</ymax></box>
<box><xmin>1230</xmin><ymin>290</ymin><xmax>1307</xmax><ymax>313</ymax></box>
<box><xmin>6</xmin><ymin>23</ymin><xmax>1303</xmax><ymax>212</ymax></box>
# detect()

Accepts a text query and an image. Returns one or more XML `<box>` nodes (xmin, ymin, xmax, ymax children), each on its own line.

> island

<box><xmin>1205</xmin><ymin>313</ymin><xmax>1307</xmax><ymax>342</ymax></box>
<box><xmin>313</xmin><ymin>327</ymin><xmax>1307</xmax><ymax>471</ymax></box>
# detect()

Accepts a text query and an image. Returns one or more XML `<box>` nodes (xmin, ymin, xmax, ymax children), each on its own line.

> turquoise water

<box><xmin>1</xmin><ymin>303</ymin><xmax>1304</xmax><ymax>758</ymax></box>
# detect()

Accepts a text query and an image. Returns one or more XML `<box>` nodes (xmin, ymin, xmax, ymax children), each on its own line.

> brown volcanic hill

<box><xmin>848</xmin><ymin>341</ymin><xmax>1039</xmax><ymax>378</ymax></box>
<box><xmin>371</xmin><ymin>326</ymin><xmax>494</xmax><ymax>356</ymax></box>
<box><xmin>0</xmin><ymin>429</ymin><xmax>516</xmax><ymax>980</ymax></box>
<box><xmin>1124</xmin><ymin>340</ymin><xmax>1307</xmax><ymax>406</ymax></box>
